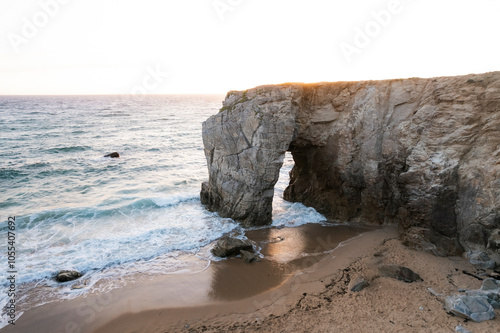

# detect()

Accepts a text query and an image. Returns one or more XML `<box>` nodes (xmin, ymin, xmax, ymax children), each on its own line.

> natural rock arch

<box><xmin>201</xmin><ymin>72</ymin><xmax>500</xmax><ymax>262</ymax></box>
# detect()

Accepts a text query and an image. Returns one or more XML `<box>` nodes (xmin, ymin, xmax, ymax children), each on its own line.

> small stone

<box><xmin>348</xmin><ymin>275</ymin><xmax>369</xmax><ymax>292</ymax></box>
<box><xmin>445</xmin><ymin>295</ymin><xmax>495</xmax><ymax>322</ymax></box>
<box><xmin>428</xmin><ymin>287</ymin><xmax>442</xmax><ymax>297</ymax></box>
<box><xmin>269</xmin><ymin>236</ymin><xmax>284</xmax><ymax>243</ymax></box>
<box><xmin>240</xmin><ymin>250</ymin><xmax>260</xmax><ymax>263</ymax></box>
<box><xmin>378</xmin><ymin>265</ymin><xmax>422</xmax><ymax>283</ymax></box>
<box><xmin>56</xmin><ymin>270</ymin><xmax>82</xmax><ymax>282</ymax></box>
<box><xmin>455</xmin><ymin>324</ymin><xmax>473</xmax><ymax>333</ymax></box>
<box><xmin>71</xmin><ymin>285</ymin><xmax>85</xmax><ymax>290</ymax></box>
<box><xmin>104</xmin><ymin>152</ymin><xmax>120</xmax><ymax>158</ymax></box>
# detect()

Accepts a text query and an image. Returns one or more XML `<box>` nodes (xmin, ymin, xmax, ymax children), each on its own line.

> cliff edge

<box><xmin>201</xmin><ymin>72</ymin><xmax>500</xmax><ymax>264</ymax></box>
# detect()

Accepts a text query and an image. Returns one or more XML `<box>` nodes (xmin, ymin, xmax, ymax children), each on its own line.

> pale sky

<box><xmin>0</xmin><ymin>0</ymin><xmax>499</xmax><ymax>95</ymax></box>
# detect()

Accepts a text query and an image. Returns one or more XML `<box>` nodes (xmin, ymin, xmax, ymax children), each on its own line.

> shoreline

<box><xmin>94</xmin><ymin>225</ymin><xmax>400</xmax><ymax>333</ymax></box>
<box><xmin>4</xmin><ymin>223</ymin><xmax>498</xmax><ymax>332</ymax></box>
<box><xmin>1</xmin><ymin>222</ymin><xmax>375</xmax><ymax>332</ymax></box>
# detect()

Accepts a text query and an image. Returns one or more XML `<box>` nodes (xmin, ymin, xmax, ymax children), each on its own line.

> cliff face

<box><xmin>201</xmin><ymin>72</ymin><xmax>500</xmax><ymax>263</ymax></box>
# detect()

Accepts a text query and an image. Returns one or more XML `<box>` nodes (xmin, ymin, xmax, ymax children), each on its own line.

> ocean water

<box><xmin>0</xmin><ymin>95</ymin><xmax>325</xmax><ymax>326</ymax></box>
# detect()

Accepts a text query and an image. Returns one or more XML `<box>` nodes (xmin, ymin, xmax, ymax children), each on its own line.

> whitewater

<box><xmin>0</xmin><ymin>95</ymin><xmax>325</xmax><ymax>326</ymax></box>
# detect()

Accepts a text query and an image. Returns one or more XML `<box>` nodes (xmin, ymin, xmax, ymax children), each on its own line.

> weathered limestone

<box><xmin>201</xmin><ymin>72</ymin><xmax>500</xmax><ymax>260</ymax></box>
<box><xmin>201</xmin><ymin>87</ymin><xmax>301</xmax><ymax>226</ymax></box>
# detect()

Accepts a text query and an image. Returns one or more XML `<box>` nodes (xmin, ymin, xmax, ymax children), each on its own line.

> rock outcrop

<box><xmin>201</xmin><ymin>72</ymin><xmax>500</xmax><ymax>261</ymax></box>
<box><xmin>104</xmin><ymin>152</ymin><xmax>120</xmax><ymax>158</ymax></box>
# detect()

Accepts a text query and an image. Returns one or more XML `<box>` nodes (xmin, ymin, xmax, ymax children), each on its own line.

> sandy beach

<box><xmin>4</xmin><ymin>222</ymin><xmax>498</xmax><ymax>333</ymax></box>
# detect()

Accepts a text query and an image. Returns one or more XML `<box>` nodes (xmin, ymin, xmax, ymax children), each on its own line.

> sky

<box><xmin>0</xmin><ymin>0</ymin><xmax>499</xmax><ymax>95</ymax></box>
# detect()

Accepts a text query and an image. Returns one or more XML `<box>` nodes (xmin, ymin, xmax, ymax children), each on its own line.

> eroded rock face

<box><xmin>201</xmin><ymin>72</ymin><xmax>500</xmax><ymax>259</ymax></box>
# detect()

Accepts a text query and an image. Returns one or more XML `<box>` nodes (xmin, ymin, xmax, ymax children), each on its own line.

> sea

<box><xmin>0</xmin><ymin>95</ymin><xmax>325</xmax><ymax>327</ymax></box>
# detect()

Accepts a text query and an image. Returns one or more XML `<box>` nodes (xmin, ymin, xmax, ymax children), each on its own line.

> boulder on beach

<box><xmin>56</xmin><ymin>270</ymin><xmax>82</xmax><ymax>282</ymax></box>
<box><xmin>378</xmin><ymin>264</ymin><xmax>422</xmax><ymax>283</ymax></box>
<box><xmin>211</xmin><ymin>236</ymin><xmax>253</xmax><ymax>257</ymax></box>
<box><xmin>466</xmin><ymin>278</ymin><xmax>500</xmax><ymax>309</ymax></box>
<box><xmin>104</xmin><ymin>152</ymin><xmax>120</xmax><ymax>158</ymax></box>
<box><xmin>445</xmin><ymin>295</ymin><xmax>495</xmax><ymax>322</ymax></box>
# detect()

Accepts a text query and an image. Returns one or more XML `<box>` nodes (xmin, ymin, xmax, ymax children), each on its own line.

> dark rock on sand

<box><xmin>348</xmin><ymin>275</ymin><xmax>369</xmax><ymax>292</ymax></box>
<box><xmin>378</xmin><ymin>265</ymin><xmax>422</xmax><ymax>283</ymax></box>
<box><xmin>240</xmin><ymin>250</ymin><xmax>259</xmax><ymax>263</ymax></box>
<box><xmin>211</xmin><ymin>236</ymin><xmax>253</xmax><ymax>257</ymax></box>
<box><xmin>104</xmin><ymin>152</ymin><xmax>120</xmax><ymax>158</ymax></box>
<box><xmin>56</xmin><ymin>270</ymin><xmax>82</xmax><ymax>282</ymax></box>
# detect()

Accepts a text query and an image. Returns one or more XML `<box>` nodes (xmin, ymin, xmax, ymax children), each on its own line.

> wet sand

<box><xmin>1</xmin><ymin>223</ymin><xmax>378</xmax><ymax>333</ymax></box>
<box><xmin>94</xmin><ymin>225</ymin><xmax>500</xmax><ymax>333</ymax></box>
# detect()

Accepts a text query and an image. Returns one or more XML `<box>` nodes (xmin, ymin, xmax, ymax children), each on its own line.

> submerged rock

<box><xmin>56</xmin><ymin>270</ymin><xmax>82</xmax><ymax>282</ymax></box>
<box><xmin>104</xmin><ymin>152</ymin><xmax>120</xmax><ymax>158</ymax></box>
<box><xmin>445</xmin><ymin>295</ymin><xmax>495</xmax><ymax>322</ymax></box>
<box><xmin>211</xmin><ymin>236</ymin><xmax>253</xmax><ymax>257</ymax></box>
<box><xmin>378</xmin><ymin>265</ymin><xmax>422</xmax><ymax>283</ymax></box>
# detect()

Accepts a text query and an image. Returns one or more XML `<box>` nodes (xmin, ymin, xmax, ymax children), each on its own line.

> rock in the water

<box><xmin>378</xmin><ymin>265</ymin><xmax>422</xmax><ymax>283</ymax></box>
<box><xmin>445</xmin><ymin>295</ymin><xmax>495</xmax><ymax>322</ymax></box>
<box><xmin>348</xmin><ymin>275</ymin><xmax>369</xmax><ymax>292</ymax></box>
<box><xmin>104</xmin><ymin>152</ymin><xmax>120</xmax><ymax>158</ymax></box>
<box><xmin>201</xmin><ymin>72</ymin><xmax>500</xmax><ymax>258</ymax></box>
<box><xmin>211</xmin><ymin>236</ymin><xmax>253</xmax><ymax>257</ymax></box>
<box><xmin>240</xmin><ymin>250</ymin><xmax>259</xmax><ymax>263</ymax></box>
<box><xmin>56</xmin><ymin>270</ymin><xmax>82</xmax><ymax>282</ymax></box>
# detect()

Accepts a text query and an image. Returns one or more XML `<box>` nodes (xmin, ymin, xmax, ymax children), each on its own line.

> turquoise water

<box><xmin>0</xmin><ymin>95</ymin><xmax>325</xmax><ymax>326</ymax></box>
